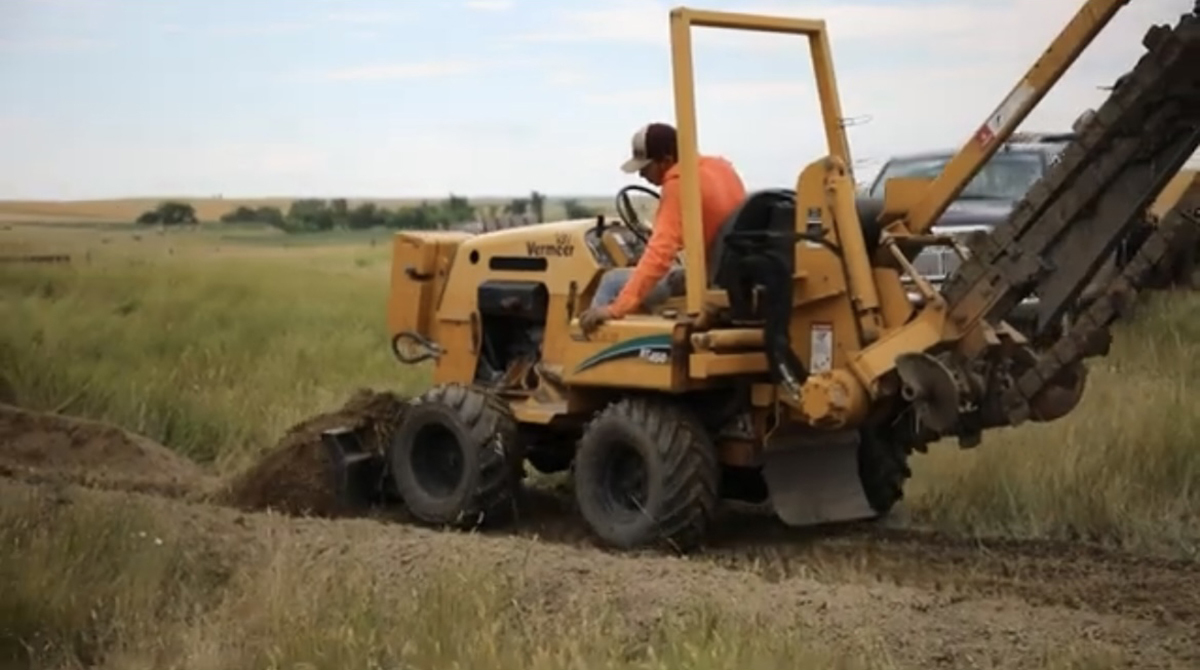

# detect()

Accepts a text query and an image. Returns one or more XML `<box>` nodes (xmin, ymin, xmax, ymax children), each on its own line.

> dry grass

<box><xmin>0</xmin><ymin>483</ymin><xmax>910</xmax><ymax>670</ymax></box>
<box><xmin>0</xmin><ymin>194</ymin><xmax>620</xmax><ymax>225</ymax></box>
<box><xmin>0</xmin><ymin>482</ymin><xmax>1137</xmax><ymax>670</ymax></box>
<box><xmin>0</xmin><ymin>197</ymin><xmax>312</xmax><ymax>224</ymax></box>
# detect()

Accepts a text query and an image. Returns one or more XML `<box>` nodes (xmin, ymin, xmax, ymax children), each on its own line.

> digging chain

<box><xmin>943</xmin><ymin>11</ymin><xmax>1200</xmax><ymax>320</ymax></box>
<box><xmin>938</xmin><ymin>10</ymin><xmax>1200</xmax><ymax>422</ymax></box>
<box><xmin>1003</xmin><ymin>188</ymin><xmax>1200</xmax><ymax>421</ymax></box>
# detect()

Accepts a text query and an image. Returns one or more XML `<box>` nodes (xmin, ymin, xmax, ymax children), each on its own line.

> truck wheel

<box><xmin>388</xmin><ymin>383</ymin><xmax>524</xmax><ymax>529</ymax></box>
<box><xmin>573</xmin><ymin>396</ymin><xmax>719</xmax><ymax>553</ymax></box>
<box><xmin>857</xmin><ymin>429</ymin><xmax>911</xmax><ymax>516</ymax></box>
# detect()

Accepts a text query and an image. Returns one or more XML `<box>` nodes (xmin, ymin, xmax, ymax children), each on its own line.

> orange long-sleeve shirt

<box><xmin>608</xmin><ymin>155</ymin><xmax>747</xmax><ymax>318</ymax></box>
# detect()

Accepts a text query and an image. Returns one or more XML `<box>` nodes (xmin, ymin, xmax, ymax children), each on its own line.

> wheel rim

<box><xmin>408</xmin><ymin>422</ymin><xmax>464</xmax><ymax>499</ymax></box>
<box><xmin>597</xmin><ymin>441</ymin><xmax>649</xmax><ymax>520</ymax></box>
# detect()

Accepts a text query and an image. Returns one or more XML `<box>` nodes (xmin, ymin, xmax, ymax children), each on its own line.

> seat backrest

<box><xmin>706</xmin><ymin>189</ymin><xmax>798</xmax><ymax>288</ymax></box>
<box><xmin>706</xmin><ymin>190</ymin><xmax>888</xmax><ymax>284</ymax></box>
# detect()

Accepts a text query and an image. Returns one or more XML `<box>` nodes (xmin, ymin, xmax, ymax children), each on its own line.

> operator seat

<box><xmin>706</xmin><ymin>189</ymin><xmax>797</xmax><ymax>296</ymax></box>
<box><xmin>706</xmin><ymin>189</ymin><xmax>886</xmax><ymax>294</ymax></box>
<box><xmin>700</xmin><ymin>188</ymin><xmax>888</xmax><ymax>391</ymax></box>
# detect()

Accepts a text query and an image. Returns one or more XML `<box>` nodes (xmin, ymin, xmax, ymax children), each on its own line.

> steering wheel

<box><xmin>614</xmin><ymin>184</ymin><xmax>658</xmax><ymax>244</ymax></box>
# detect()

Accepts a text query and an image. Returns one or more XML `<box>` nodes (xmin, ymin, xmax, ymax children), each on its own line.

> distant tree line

<box><xmin>133</xmin><ymin>189</ymin><xmax>601</xmax><ymax>234</ymax></box>
<box><xmin>135</xmin><ymin>201</ymin><xmax>198</xmax><ymax>226</ymax></box>
<box><xmin>486</xmin><ymin>192</ymin><xmax>596</xmax><ymax>221</ymax></box>
<box><xmin>220</xmin><ymin>196</ymin><xmax>478</xmax><ymax>233</ymax></box>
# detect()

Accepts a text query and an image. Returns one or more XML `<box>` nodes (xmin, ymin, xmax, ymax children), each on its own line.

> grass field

<box><xmin>1</xmin><ymin>219</ymin><xmax>1197</xmax><ymax>668</ymax></box>
<box><xmin>908</xmin><ymin>293</ymin><xmax>1200</xmax><ymax>558</ymax></box>
<box><xmin>4</xmin><ymin>221</ymin><xmax>1197</xmax><ymax>555</ymax></box>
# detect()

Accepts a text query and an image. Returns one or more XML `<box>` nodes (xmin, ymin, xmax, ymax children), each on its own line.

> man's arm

<box><xmin>607</xmin><ymin>177</ymin><xmax>683</xmax><ymax>318</ymax></box>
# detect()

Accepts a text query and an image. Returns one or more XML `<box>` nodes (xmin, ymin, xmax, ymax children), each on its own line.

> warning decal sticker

<box><xmin>810</xmin><ymin>323</ymin><xmax>833</xmax><ymax>373</ymax></box>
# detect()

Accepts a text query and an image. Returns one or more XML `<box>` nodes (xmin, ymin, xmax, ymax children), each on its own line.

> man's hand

<box><xmin>578</xmin><ymin>306</ymin><xmax>612</xmax><ymax>337</ymax></box>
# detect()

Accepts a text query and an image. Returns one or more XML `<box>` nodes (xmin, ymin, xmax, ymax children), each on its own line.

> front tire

<box><xmin>572</xmin><ymin>396</ymin><xmax>719</xmax><ymax>553</ymax></box>
<box><xmin>388</xmin><ymin>383</ymin><xmax>524</xmax><ymax>529</ymax></box>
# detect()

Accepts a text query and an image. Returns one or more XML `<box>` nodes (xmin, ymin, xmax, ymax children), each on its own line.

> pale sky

<box><xmin>1</xmin><ymin>0</ymin><xmax>1195</xmax><ymax>200</ymax></box>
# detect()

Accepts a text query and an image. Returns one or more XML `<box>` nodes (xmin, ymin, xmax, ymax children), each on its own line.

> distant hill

<box><xmin>0</xmin><ymin>195</ymin><xmax>630</xmax><ymax>226</ymax></box>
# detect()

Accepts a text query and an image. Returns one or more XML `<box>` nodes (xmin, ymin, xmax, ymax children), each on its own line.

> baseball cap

<box><xmin>620</xmin><ymin>122</ymin><xmax>677</xmax><ymax>173</ymax></box>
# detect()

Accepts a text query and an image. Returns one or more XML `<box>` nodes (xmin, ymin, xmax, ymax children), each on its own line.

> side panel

<box><xmin>788</xmin><ymin>159</ymin><xmax>870</xmax><ymax>374</ymax></box>
<box><xmin>430</xmin><ymin>218</ymin><xmax>647</xmax><ymax>389</ymax></box>
<box><xmin>561</xmin><ymin>319</ymin><xmax>684</xmax><ymax>391</ymax></box>
<box><xmin>433</xmin><ymin>218</ymin><xmax>622</xmax><ymax>324</ymax></box>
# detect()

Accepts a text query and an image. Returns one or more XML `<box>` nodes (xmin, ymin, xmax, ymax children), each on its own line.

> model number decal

<box><xmin>573</xmin><ymin>334</ymin><xmax>673</xmax><ymax>373</ymax></box>
<box><xmin>638</xmin><ymin>347</ymin><xmax>669</xmax><ymax>364</ymax></box>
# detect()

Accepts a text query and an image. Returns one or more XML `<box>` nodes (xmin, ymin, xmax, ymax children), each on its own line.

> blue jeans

<box><xmin>591</xmin><ymin>266</ymin><xmax>685</xmax><ymax>310</ymax></box>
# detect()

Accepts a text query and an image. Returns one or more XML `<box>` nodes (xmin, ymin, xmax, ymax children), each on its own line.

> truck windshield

<box><xmin>869</xmin><ymin>151</ymin><xmax>1046</xmax><ymax>201</ymax></box>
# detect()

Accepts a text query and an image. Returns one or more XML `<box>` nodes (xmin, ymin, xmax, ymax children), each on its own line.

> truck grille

<box><xmin>912</xmin><ymin>246</ymin><xmax>962</xmax><ymax>280</ymax></box>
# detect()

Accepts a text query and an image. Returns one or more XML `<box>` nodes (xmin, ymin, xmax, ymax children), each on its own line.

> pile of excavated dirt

<box><xmin>219</xmin><ymin>389</ymin><xmax>409</xmax><ymax>517</ymax></box>
<box><xmin>0</xmin><ymin>373</ymin><xmax>16</xmax><ymax>405</ymax></box>
<box><xmin>0</xmin><ymin>402</ymin><xmax>215</xmax><ymax>499</ymax></box>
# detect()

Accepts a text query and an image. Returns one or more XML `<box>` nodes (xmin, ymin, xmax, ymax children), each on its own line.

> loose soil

<box><xmin>218</xmin><ymin>388</ymin><xmax>409</xmax><ymax>517</ymax></box>
<box><xmin>2</xmin><ymin>400</ymin><xmax>1198</xmax><ymax>669</ymax></box>
<box><xmin>0</xmin><ymin>402</ymin><xmax>216</xmax><ymax>499</ymax></box>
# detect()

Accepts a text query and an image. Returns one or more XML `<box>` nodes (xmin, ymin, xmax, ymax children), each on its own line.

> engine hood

<box><xmin>933</xmin><ymin>198</ymin><xmax>1015</xmax><ymax>229</ymax></box>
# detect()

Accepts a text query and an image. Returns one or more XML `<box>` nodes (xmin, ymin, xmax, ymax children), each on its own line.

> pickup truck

<box><xmin>865</xmin><ymin>133</ymin><xmax>1074</xmax><ymax>335</ymax></box>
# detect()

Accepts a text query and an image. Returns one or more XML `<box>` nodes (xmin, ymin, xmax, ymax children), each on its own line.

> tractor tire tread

<box><xmin>397</xmin><ymin>382</ymin><xmax>524</xmax><ymax>529</ymax></box>
<box><xmin>575</xmin><ymin>395</ymin><xmax>719</xmax><ymax>552</ymax></box>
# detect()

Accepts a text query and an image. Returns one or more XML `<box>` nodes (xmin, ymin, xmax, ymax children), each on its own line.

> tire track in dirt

<box><xmin>490</xmin><ymin>486</ymin><xmax>1200</xmax><ymax>632</ymax></box>
<box><xmin>704</xmin><ymin>521</ymin><xmax>1200</xmax><ymax>628</ymax></box>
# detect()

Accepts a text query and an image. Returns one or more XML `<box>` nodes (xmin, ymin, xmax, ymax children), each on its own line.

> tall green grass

<box><xmin>907</xmin><ymin>292</ymin><xmax>1200</xmax><ymax>558</ymax></box>
<box><xmin>0</xmin><ymin>253</ymin><xmax>425</xmax><ymax>474</ymax></box>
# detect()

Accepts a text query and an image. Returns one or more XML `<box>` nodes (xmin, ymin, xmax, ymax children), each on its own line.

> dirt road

<box><xmin>2</xmin><ymin>401</ymin><xmax>1197</xmax><ymax>669</ymax></box>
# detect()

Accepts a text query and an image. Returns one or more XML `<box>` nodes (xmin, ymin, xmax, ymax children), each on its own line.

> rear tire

<box><xmin>388</xmin><ymin>383</ymin><xmax>524</xmax><ymax>529</ymax></box>
<box><xmin>572</xmin><ymin>396</ymin><xmax>719</xmax><ymax>553</ymax></box>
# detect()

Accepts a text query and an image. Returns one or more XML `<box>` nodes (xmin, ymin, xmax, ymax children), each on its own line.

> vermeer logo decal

<box><xmin>527</xmin><ymin>233</ymin><xmax>574</xmax><ymax>257</ymax></box>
